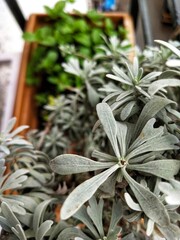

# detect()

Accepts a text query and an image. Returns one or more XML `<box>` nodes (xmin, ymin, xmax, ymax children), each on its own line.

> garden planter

<box><xmin>13</xmin><ymin>13</ymin><xmax>135</xmax><ymax>135</ymax></box>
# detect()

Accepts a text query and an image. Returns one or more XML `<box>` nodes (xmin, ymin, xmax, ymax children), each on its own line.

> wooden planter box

<box><xmin>13</xmin><ymin>13</ymin><xmax>135</xmax><ymax>134</ymax></box>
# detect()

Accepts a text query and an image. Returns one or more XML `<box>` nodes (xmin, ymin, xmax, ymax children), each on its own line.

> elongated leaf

<box><xmin>122</xmin><ymin>168</ymin><xmax>170</xmax><ymax>227</ymax></box>
<box><xmin>159</xmin><ymin>70</ymin><xmax>180</xmax><ymax>79</ymax></box>
<box><xmin>128</xmin><ymin>160</ymin><xmax>180</xmax><ymax>180</ymax></box>
<box><xmin>57</xmin><ymin>228</ymin><xmax>92</xmax><ymax>240</ymax></box>
<box><xmin>74</xmin><ymin>205</ymin><xmax>99</xmax><ymax>239</ymax></box>
<box><xmin>16</xmin><ymin>213</ymin><xmax>33</xmax><ymax>227</ymax></box>
<box><xmin>0</xmin><ymin>169</ymin><xmax>29</xmax><ymax>192</ymax></box>
<box><xmin>133</xmin><ymin>96</ymin><xmax>175</xmax><ymax>139</ymax></box>
<box><xmin>0</xmin><ymin>159</ymin><xmax>6</xmax><ymax>177</ymax></box>
<box><xmin>97</xmin><ymin>103</ymin><xmax>120</xmax><ymax>159</ymax></box>
<box><xmin>155</xmin><ymin>40</ymin><xmax>180</xmax><ymax>57</ymax></box>
<box><xmin>10</xmin><ymin>125</ymin><xmax>29</xmax><ymax>138</ymax></box>
<box><xmin>7</xmin><ymin>195</ymin><xmax>38</xmax><ymax>212</ymax></box>
<box><xmin>166</xmin><ymin>59</ymin><xmax>180</xmax><ymax>67</ymax></box>
<box><xmin>148</xmin><ymin>79</ymin><xmax>180</xmax><ymax>95</ymax></box>
<box><xmin>116</xmin><ymin>122</ymin><xmax>127</xmax><ymax>158</ymax></box>
<box><xmin>112</xmin><ymin>65</ymin><xmax>131</xmax><ymax>83</ymax></box>
<box><xmin>129</xmin><ymin>118</ymin><xmax>164</xmax><ymax>152</ymax></box>
<box><xmin>11</xmin><ymin>224</ymin><xmax>27</xmax><ymax>240</ymax></box>
<box><xmin>3</xmin><ymin>117</ymin><xmax>16</xmax><ymax>133</ymax></box>
<box><xmin>124</xmin><ymin>211</ymin><xmax>142</xmax><ymax>222</ymax></box>
<box><xmin>132</xmin><ymin>57</ymin><xmax>139</xmax><ymax>76</ymax></box>
<box><xmin>127</xmin><ymin>134</ymin><xmax>179</xmax><ymax>160</ymax></box>
<box><xmin>61</xmin><ymin>164</ymin><xmax>119</xmax><ymax>220</ymax></box>
<box><xmin>120</xmin><ymin>101</ymin><xmax>136</xmax><ymax>120</ymax></box>
<box><xmin>108</xmin><ymin>199</ymin><xmax>123</xmax><ymax>235</ymax></box>
<box><xmin>141</xmin><ymin>72</ymin><xmax>161</xmax><ymax>83</ymax></box>
<box><xmin>102</xmin><ymin>91</ymin><xmax>122</xmax><ymax>103</ymax></box>
<box><xmin>111</xmin><ymin>96</ymin><xmax>134</xmax><ymax>111</ymax></box>
<box><xmin>36</xmin><ymin>220</ymin><xmax>53</xmax><ymax>240</ymax></box>
<box><xmin>50</xmin><ymin>154</ymin><xmax>114</xmax><ymax>175</ymax></box>
<box><xmin>124</xmin><ymin>192</ymin><xmax>141</xmax><ymax>211</ymax></box>
<box><xmin>87</xmin><ymin>197</ymin><xmax>104</xmax><ymax>237</ymax></box>
<box><xmin>49</xmin><ymin>221</ymin><xmax>70</xmax><ymax>240</ymax></box>
<box><xmin>86</xmin><ymin>81</ymin><xmax>99</xmax><ymax>107</ymax></box>
<box><xmin>33</xmin><ymin>199</ymin><xmax>56</xmax><ymax>234</ymax></box>
<box><xmin>129</xmin><ymin>152</ymin><xmax>155</xmax><ymax>164</ymax></box>
<box><xmin>0</xmin><ymin>216</ymin><xmax>11</xmax><ymax>232</ymax></box>
<box><xmin>116</xmin><ymin>90</ymin><xmax>134</xmax><ymax>102</ymax></box>
<box><xmin>106</xmin><ymin>74</ymin><xmax>133</xmax><ymax>86</ymax></box>
<box><xmin>146</xmin><ymin>219</ymin><xmax>154</xmax><ymax>236</ymax></box>
<box><xmin>1</xmin><ymin>202</ymin><xmax>20</xmax><ymax>227</ymax></box>
<box><xmin>92</xmin><ymin>150</ymin><xmax>117</xmax><ymax>162</ymax></box>
<box><xmin>157</xmin><ymin>223</ymin><xmax>180</xmax><ymax>240</ymax></box>
<box><xmin>1</xmin><ymin>196</ymin><xmax>26</xmax><ymax>215</ymax></box>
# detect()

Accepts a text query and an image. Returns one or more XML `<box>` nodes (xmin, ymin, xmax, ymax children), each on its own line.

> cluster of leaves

<box><xmin>49</xmin><ymin>40</ymin><xmax>180</xmax><ymax>239</ymax></box>
<box><xmin>0</xmin><ymin>6</ymin><xmax>180</xmax><ymax>238</ymax></box>
<box><xmin>24</xmin><ymin>0</ymin><xmax>130</xmax><ymax>107</ymax></box>
<box><xmin>27</xmin><ymin>34</ymin><xmax>131</xmax><ymax>159</ymax></box>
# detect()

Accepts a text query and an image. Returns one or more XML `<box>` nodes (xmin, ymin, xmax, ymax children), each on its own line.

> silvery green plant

<box><xmin>0</xmin><ymin>40</ymin><xmax>179</xmax><ymax>240</ymax></box>
<box><xmin>49</xmin><ymin>41</ymin><xmax>180</xmax><ymax>239</ymax></box>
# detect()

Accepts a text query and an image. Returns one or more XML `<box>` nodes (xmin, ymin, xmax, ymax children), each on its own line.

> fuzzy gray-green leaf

<box><xmin>122</xmin><ymin>168</ymin><xmax>170</xmax><ymax>227</ymax></box>
<box><xmin>33</xmin><ymin>199</ymin><xmax>56</xmax><ymax>234</ymax></box>
<box><xmin>128</xmin><ymin>160</ymin><xmax>180</xmax><ymax>180</ymax></box>
<box><xmin>133</xmin><ymin>96</ymin><xmax>175</xmax><ymax>139</ymax></box>
<box><xmin>155</xmin><ymin>40</ymin><xmax>180</xmax><ymax>57</ymax></box>
<box><xmin>120</xmin><ymin>101</ymin><xmax>136</xmax><ymax>120</ymax></box>
<box><xmin>97</xmin><ymin>103</ymin><xmax>120</xmax><ymax>158</ymax></box>
<box><xmin>36</xmin><ymin>220</ymin><xmax>53</xmax><ymax>240</ymax></box>
<box><xmin>57</xmin><ymin>228</ymin><xmax>92</xmax><ymax>240</ymax></box>
<box><xmin>61</xmin><ymin>164</ymin><xmax>119</xmax><ymax>220</ymax></box>
<box><xmin>127</xmin><ymin>134</ymin><xmax>179</xmax><ymax>160</ymax></box>
<box><xmin>74</xmin><ymin>205</ymin><xmax>99</xmax><ymax>239</ymax></box>
<box><xmin>87</xmin><ymin>197</ymin><xmax>104</xmax><ymax>237</ymax></box>
<box><xmin>50</xmin><ymin>154</ymin><xmax>114</xmax><ymax>175</ymax></box>
<box><xmin>108</xmin><ymin>199</ymin><xmax>123</xmax><ymax>235</ymax></box>
<box><xmin>148</xmin><ymin>79</ymin><xmax>180</xmax><ymax>95</ymax></box>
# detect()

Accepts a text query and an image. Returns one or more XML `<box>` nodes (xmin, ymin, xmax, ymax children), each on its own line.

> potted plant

<box><xmin>13</xmin><ymin>0</ymin><xmax>135</xmax><ymax>133</ymax></box>
<box><xmin>0</xmin><ymin>39</ymin><xmax>179</xmax><ymax>239</ymax></box>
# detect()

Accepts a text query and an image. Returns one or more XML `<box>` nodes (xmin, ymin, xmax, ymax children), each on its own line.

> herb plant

<box><xmin>0</xmin><ymin>12</ymin><xmax>180</xmax><ymax>240</ymax></box>
<box><xmin>24</xmin><ymin>0</ymin><xmax>130</xmax><ymax>107</ymax></box>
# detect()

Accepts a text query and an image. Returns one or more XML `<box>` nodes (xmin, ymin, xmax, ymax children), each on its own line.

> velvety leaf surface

<box><xmin>50</xmin><ymin>154</ymin><xmax>114</xmax><ymax>175</ymax></box>
<box><xmin>61</xmin><ymin>164</ymin><xmax>119</xmax><ymax>219</ymax></box>
<box><xmin>122</xmin><ymin>168</ymin><xmax>170</xmax><ymax>227</ymax></box>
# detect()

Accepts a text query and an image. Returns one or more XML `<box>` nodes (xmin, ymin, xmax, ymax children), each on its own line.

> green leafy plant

<box><xmin>24</xmin><ymin>0</ymin><xmax>130</xmax><ymax>108</ymax></box>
